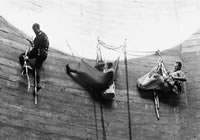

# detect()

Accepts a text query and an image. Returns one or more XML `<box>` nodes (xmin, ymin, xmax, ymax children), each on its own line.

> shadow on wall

<box><xmin>137</xmin><ymin>87</ymin><xmax>182</xmax><ymax>107</ymax></box>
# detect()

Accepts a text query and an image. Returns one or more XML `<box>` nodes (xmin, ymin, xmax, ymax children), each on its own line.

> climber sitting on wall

<box><xmin>102</xmin><ymin>62</ymin><xmax>116</xmax><ymax>100</ymax></box>
<box><xmin>137</xmin><ymin>59</ymin><xmax>187</xmax><ymax>94</ymax></box>
<box><xmin>160</xmin><ymin>61</ymin><xmax>186</xmax><ymax>94</ymax></box>
<box><xmin>19</xmin><ymin>23</ymin><xmax>49</xmax><ymax>91</ymax></box>
<box><xmin>66</xmin><ymin>58</ymin><xmax>119</xmax><ymax>99</ymax></box>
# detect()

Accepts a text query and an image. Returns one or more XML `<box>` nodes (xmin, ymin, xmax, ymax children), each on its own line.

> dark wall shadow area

<box><xmin>66</xmin><ymin>70</ymin><xmax>114</xmax><ymax>109</ymax></box>
<box><xmin>137</xmin><ymin>86</ymin><xmax>182</xmax><ymax>107</ymax></box>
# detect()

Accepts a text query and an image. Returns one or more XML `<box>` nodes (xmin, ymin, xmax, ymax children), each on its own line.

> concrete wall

<box><xmin>0</xmin><ymin>16</ymin><xmax>199</xmax><ymax>140</ymax></box>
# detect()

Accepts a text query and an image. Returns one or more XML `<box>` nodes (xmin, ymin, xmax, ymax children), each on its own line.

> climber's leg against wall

<box><xmin>35</xmin><ymin>50</ymin><xmax>47</xmax><ymax>91</ymax></box>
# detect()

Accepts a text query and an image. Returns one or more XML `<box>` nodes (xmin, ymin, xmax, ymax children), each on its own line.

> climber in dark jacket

<box><xmin>19</xmin><ymin>23</ymin><xmax>49</xmax><ymax>91</ymax></box>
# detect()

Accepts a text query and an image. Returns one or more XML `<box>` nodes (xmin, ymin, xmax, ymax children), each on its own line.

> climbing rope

<box><xmin>100</xmin><ymin>103</ymin><xmax>107</xmax><ymax>140</ymax></box>
<box><xmin>97</xmin><ymin>38</ymin><xmax>160</xmax><ymax>59</ymax></box>
<box><xmin>34</xmin><ymin>68</ymin><xmax>38</xmax><ymax>104</ymax></box>
<box><xmin>93</xmin><ymin>100</ymin><xmax>99</xmax><ymax>140</ymax></box>
<box><xmin>22</xmin><ymin>39</ymin><xmax>32</xmax><ymax>92</ymax></box>
<box><xmin>65</xmin><ymin>40</ymin><xmax>80</xmax><ymax>60</ymax></box>
<box><xmin>97</xmin><ymin>38</ymin><xmax>124</xmax><ymax>50</ymax></box>
<box><xmin>96</xmin><ymin>38</ymin><xmax>124</xmax><ymax>63</ymax></box>
<box><xmin>123</xmin><ymin>40</ymin><xmax>133</xmax><ymax>140</ymax></box>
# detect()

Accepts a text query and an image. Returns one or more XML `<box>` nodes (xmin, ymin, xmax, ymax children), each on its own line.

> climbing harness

<box><xmin>22</xmin><ymin>39</ymin><xmax>32</xmax><ymax>92</ymax></box>
<box><xmin>154</xmin><ymin>52</ymin><xmax>165</xmax><ymax>120</ymax></box>
<box><xmin>136</xmin><ymin>50</ymin><xmax>167</xmax><ymax>120</ymax></box>
<box><xmin>96</xmin><ymin>38</ymin><xmax>121</xmax><ymax>100</ymax></box>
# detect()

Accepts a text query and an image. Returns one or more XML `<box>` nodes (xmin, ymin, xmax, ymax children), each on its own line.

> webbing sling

<box><xmin>22</xmin><ymin>39</ymin><xmax>32</xmax><ymax>92</ymax></box>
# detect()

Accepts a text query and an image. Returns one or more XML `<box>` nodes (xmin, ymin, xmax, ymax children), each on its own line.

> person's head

<box><xmin>95</xmin><ymin>61</ymin><xmax>105</xmax><ymax>71</ymax></box>
<box><xmin>106</xmin><ymin>62</ymin><xmax>113</xmax><ymax>69</ymax></box>
<box><xmin>174</xmin><ymin>61</ymin><xmax>182</xmax><ymax>71</ymax></box>
<box><xmin>32</xmin><ymin>23</ymin><xmax>40</xmax><ymax>35</ymax></box>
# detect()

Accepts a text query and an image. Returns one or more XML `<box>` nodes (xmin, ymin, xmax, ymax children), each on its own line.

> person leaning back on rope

<box><xmin>162</xmin><ymin>61</ymin><xmax>187</xmax><ymax>94</ymax></box>
<box><xmin>19</xmin><ymin>23</ymin><xmax>49</xmax><ymax>91</ymax></box>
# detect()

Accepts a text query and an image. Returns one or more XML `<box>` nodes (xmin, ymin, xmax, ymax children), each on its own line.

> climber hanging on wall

<box><xmin>65</xmin><ymin>38</ymin><xmax>120</xmax><ymax>100</ymax></box>
<box><xmin>159</xmin><ymin>61</ymin><xmax>186</xmax><ymax>94</ymax></box>
<box><xmin>102</xmin><ymin>62</ymin><xmax>115</xmax><ymax>100</ymax></box>
<box><xmin>137</xmin><ymin>57</ymin><xmax>187</xmax><ymax>94</ymax></box>
<box><xmin>19</xmin><ymin>23</ymin><xmax>49</xmax><ymax>92</ymax></box>
<box><xmin>66</xmin><ymin>58</ymin><xmax>119</xmax><ymax>99</ymax></box>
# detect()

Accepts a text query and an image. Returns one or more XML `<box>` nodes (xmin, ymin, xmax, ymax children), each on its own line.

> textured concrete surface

<box><xmin>0</xmin><ymin>16</ymin><xmax>199</xmax><ymax>140</ymax></box>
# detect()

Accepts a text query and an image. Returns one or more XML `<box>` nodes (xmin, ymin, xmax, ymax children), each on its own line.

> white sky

<box><xmin>0</xmin><ymin>0</ymin><xmax>200</xmax><ymax>60</ymax></box>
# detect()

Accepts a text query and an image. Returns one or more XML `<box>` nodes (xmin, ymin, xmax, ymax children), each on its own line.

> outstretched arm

<box><xmin>173</xmin><ymin>76</ymin><xmax>187</xmax><ymax>82</ymax></box>
<box><xmin>173</xmin><ymin>71</ymin><xmax>187</xmax><ymax>82</ymax></box>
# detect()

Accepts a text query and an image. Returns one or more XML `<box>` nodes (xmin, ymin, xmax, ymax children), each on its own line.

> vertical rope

<box><xmin>93</xmin><ymin>101</ymin><xmax>99</xmax><ymax>140</ymax></box>
<box><xmin>34</xmin><ymin>68</ymin><xmax>38</xmax><ymax>104</ymax></box>
<box><xmin>65</xmin><ymin>40</ymin><xmax>76</xmax><ymax>60</ymax></box>
<box><xmin>96</xmin><ymin>39</ymin><xmax>103</xmax><ymax>64</ymax></box>
<box><xmin>124</xmin><ymin>39</ymin><xmax>132</xmax><ymax>140</ymax></box>
<box><xmin>174</xmin><ymin>0</ymin><xmax>181</xmax><ymax>42</ymax></box>
<box><xmin>179</xmin><ymin>44</ymin><xmax>192</xmax><ymax>139</ymax></box>
<box><xmin>100</xmin><ymin>103</ymin><xmax>107</xmax><ymax>140</ymax></box>
<box><xmin>65</xmin><ymin>40</ymin><xmax>81</xmax><ymax>62</ymax></box>
<box><xmin>95</xmin><ymin>44</ymin><xmax>107</xmax><ymax>139</ymax></box>
<box><xmin>0</xmin><ymin>16</ymin><xmax>2</xmax><ymax>26</ymax></box>
<box><xmin>174</xmin><ymin>0</ymin><xmax>179</xmax><ymax>26</ymax></box>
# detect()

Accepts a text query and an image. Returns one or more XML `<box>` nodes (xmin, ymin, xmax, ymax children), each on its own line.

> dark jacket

<box><xmin>33</xmin><ymin>31</ymin><xmax>49</xmax><ymax>51</ymax></box>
